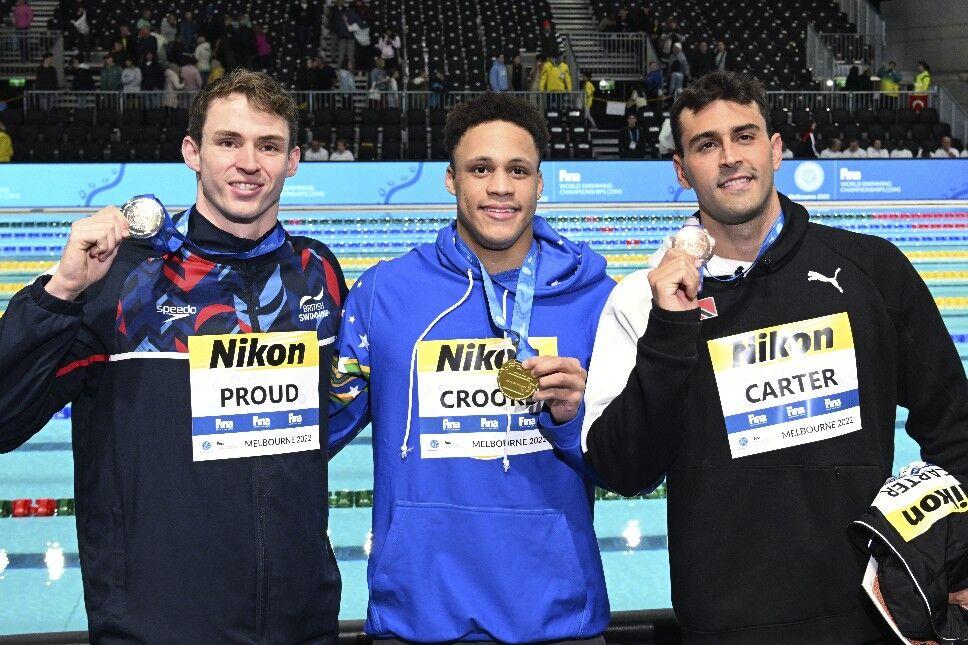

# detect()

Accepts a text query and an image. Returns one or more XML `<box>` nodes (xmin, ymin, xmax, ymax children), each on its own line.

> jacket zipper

<box><xmin>240</xmin><ymin>263</ymin><xmax>270</xmax><ymax>643</ymax></box>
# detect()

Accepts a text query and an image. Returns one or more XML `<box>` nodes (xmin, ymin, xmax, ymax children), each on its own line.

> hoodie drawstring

<box><xmin>401</xmin><ymin>269</ymin><xmax>475</xmax><ymax>459</ymax></box>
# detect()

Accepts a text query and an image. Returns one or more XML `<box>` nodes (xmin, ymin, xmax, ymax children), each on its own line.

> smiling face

<box><xmin>673</xmin><ymin>99</ymin><xmax>781</xmax><ymax>228</ymax></box>
<box><xmin>182</xmin><ymin>93</ymin><xmax>299</xmax><ymax>238</ymax></box>
<box><xmin>445</xmin><ymin>120</ymin><xmax>543</xmax><ymax>270</ymax></box>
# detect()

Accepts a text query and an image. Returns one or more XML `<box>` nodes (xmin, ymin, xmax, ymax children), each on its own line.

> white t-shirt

<box><xmin>841</xmin><ymin>147</ymin><xmax>868</xmax><ymax>158</ymax></box>
<box><xmin>932</xmin><ymin>147</ymin><xmax>959</xmax><ymax>159</ymax></box>
<box><xmin>961</xmin><ymin>148</ymin><xmax>968</xmax><ymax>158</ymax></box>
<box><xmin>330</xmin><ymin>149</ymin><xmax>355</xmax><ymax>161</ymax></box>
<box><xmin>890</xmin><ymin>148</ymin><xmax>913</xmax><ymax>158</ymax></box>
<box><xmin>304</xmin><ymin>147</ymin><xmax>329</xmax><ymax>161</ymax></box>
<box><xmin>781</xmin><ymin>148</ymin><xmax>794</xmax><ymax>159</ymax></box>
<box><xmin>819</xmin><ymin>148</ymin><xmax>842</xmax><ymax>158</ymax></box>
<box><xmin>866</xmin><ymin>147</ymin><xmax>889</xmax><ymax>158</ymax></box>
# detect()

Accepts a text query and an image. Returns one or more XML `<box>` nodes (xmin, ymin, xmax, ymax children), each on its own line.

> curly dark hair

<box><xmin>443</xmin><ymin>93</ymin><xmax>549</xmax><ymax>164</ymax></box>
<box><xmin>670</xmin><ymin>71</ymin><xmax>771</xmax><ymax>157</ymax></box>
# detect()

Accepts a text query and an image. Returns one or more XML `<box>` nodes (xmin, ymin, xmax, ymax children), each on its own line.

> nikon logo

<box><xmin>901</xmin><ymin>484</ymin><xmax>968</xmax><ymax>526</ymax></box>
<box><xmin>732</xmin><ymin>327</ymin><xmax>833</xmax><ymax>367</ymax></box>
<box><xmin>436</xmin><ymin>342</ymin><xmax>515</xmax><ymax>372</ymax></box>
<box><xmin>209</xmin><ymin>337</ymin><xmax>306</xmax><ymax>368</ymax></box>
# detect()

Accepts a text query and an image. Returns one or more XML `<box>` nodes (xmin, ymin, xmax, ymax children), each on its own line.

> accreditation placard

<box><xmin>708</xmin><ymin>312</ymin><xmax>861</xmax><ymax>458</ymax></box>
<box><xmin>188</xmin><ymin>331</ymin><xmax>320</xmax><ymax>461</ymax></box>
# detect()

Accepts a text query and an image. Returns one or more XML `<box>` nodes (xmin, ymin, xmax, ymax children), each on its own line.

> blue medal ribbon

<box><xmin>142</xmin><ymin>195</ymin><xmax>287</xmax><ymax>259</ymax></box>
<box><xmin>704</xmin><ymin>211</ymin><xmax>784</xmax><ymax>283</ymax></box>
<box><xmin>455</xmin><ymin>233</ymin><xmax>540</xmax><ymax>361</ymax></box>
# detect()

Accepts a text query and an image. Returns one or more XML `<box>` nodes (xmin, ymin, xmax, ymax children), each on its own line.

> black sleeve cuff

<box><xmin>641</xmin><ymin>302</ymin><xmax>701</xmax><ymax>357</ymax></box>
<box><xmin>29</xmin><ymin>276</ymin><xmax>86</xmax><ymax>316</ymax></box>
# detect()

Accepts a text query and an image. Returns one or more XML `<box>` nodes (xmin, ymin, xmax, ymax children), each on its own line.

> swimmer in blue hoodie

<box><xmin>329</xmin><ymin>92</ymin><xmax>615</xmax><ymax>644</ymax></box>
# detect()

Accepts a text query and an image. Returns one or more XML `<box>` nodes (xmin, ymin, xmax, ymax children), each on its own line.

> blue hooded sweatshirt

<box><xmin>329</xmin><ymin>216</ymin><xmax>613</xmax><ymax>643</ymax></box>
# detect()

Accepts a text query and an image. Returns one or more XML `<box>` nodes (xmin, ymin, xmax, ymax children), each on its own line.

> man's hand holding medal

<box><xmin>647</xmin><ymin>216</ymin><xmax>715</xmax><ymax>312</ymax></box>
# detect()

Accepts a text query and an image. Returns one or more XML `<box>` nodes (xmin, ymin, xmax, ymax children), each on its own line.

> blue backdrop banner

<box><xmin>0</xmin><ymin>160</ymin><xmax>965</xmax><ymax>208</ymax></box>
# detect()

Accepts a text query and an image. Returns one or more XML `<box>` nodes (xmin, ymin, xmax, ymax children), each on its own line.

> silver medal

<box><xmin>672</xmin><ymin>216</ymin><xmax>715</xmax><ymax>264</ymax></box>
<box><xmin>121</xmin><ymin>196</ymin><xmax>165</xmax><ymax>239</ymax></box>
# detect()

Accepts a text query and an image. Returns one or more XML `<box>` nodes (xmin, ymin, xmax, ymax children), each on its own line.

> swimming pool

<box><xmin>1</xmin><ymin>202</ymin><xmax>966</xmax><ymax>635</ymax></box>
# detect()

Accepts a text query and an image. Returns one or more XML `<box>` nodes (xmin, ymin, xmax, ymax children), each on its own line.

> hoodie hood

<box><xmin>434</xmin><ymin>215</ymin><xmax>608</xmax><ymax>297</ymax></box>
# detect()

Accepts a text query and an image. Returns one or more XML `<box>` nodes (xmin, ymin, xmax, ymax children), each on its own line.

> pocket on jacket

<box><xmin>368</xmin><ymin>501</ymin><xmax>588</xmax><ymax>642</ymax></box>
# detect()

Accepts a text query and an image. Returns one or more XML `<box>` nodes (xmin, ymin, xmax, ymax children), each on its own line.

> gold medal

<box><xmin>497</xmin><ymin>359</ymin><xmax>538</xmax><ymax>400</ymax></box>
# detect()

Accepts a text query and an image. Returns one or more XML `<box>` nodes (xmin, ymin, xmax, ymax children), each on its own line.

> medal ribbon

<box><xmin>703</xmin><ymin>211</ymin><xmax>784</xmax><ymax>283</ymax></box>
<box><xmin>454</xmin><ymin>233</ymin><xmax>540</xmax><ymax>361</ymax></box>
<box><xmin>142</xmin><ymin>196</ymin><xmax>287</xmax><ymax>260</ymax></box>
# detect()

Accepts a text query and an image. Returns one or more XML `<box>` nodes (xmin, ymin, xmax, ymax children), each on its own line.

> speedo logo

<box><xmin>209</xmin><ymin>337</ymin><xmax>307</xmax><ymax>368</ymax></box>
<box><xmin>435</xmin><ymin>342</ymin><xmax>515</xmax><ymax>372</ymax></box>
<box><xmin>900</xmin><ymin>484</ymin><xmax>968</xmax><ymax>526</ymax></box>
<box><xmin>157</xmin><ymin>304</ymin><xmax>197</xmax><ymax>324</ymax></box>
<box><xmin>732</xmin><ymin>327</ymin><xmax>834</xmax><ymax>367</ymax></box>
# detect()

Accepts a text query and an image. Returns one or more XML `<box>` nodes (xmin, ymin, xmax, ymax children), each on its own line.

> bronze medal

<box><xmin>497</xmin><ymin>359</ymin><xmax>538</xmax><ymax>401</ymax></box>
<box><xmin>671</xmin><ymin>217</ymin><xmax>715</xmax><ymax>264</ymax></box>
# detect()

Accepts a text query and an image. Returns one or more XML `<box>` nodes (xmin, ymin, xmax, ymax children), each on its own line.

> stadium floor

<box><xmin>1</xmin><ymin>202</ymin><xmax>966</xmax><ymax>635</ymax></box>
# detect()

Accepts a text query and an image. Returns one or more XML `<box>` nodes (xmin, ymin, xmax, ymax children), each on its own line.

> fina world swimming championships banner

<box><xmin>0</xmin><ymin>160</ymin><xmax>966</xmax><ymax>208</ymax></box>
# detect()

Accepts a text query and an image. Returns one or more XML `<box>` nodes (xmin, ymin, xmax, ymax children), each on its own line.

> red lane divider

<box><xmin>873</xmin><ymin>212</ymin><xmax>968</xmax><ymax>219</ymax></box>
<box><xmin>911</xmin><ymin>223</ymin><xmax>968</xmax><ymax>229</ymax></box>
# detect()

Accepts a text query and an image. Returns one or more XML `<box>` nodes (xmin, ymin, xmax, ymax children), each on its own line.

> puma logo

<box><xmin>807</xmin><ymin>268</ymin><xmax>843</xmax><ymax>293</ymax></box>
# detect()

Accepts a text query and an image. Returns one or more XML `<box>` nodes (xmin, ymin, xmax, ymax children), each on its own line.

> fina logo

<box><xmin>558</xmin><ymin>169</ymin><xmax>581</xmax><ymax>183</ymax></box>
<box><xmin>793</xmin><ymin>161</ymin><xmax>825</xmax><ymax>193</ymax></box>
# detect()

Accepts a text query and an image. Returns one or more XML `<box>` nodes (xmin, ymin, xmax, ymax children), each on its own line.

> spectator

<box><xmin>35</xmin><ymin>51</ymin><xmax>59</xmax><ymax>91</ymax></box>
<box><xmin>179</xmin><ymin>10</ymin><xmax>197</xmax><ymax>49</ymax></box>
<box><xmin>659</xmin><ymin>18</ymin><xmax>685</xmax><ymax>55</ymax></box>
<box><xmin>781</xmin><ymin>140</ymin><xmax>794</xmax><ymax>158</ymax></box>
<box><xmin>646</xmin><ymin>14</ymin><xmax>662</xmax><ymax>50</ymax></box>
<box><xmin>798</xmin><ymin>120</ymin><xmax>819</xmax><ymax>157</ymax></box>
<box><xmin>0</xmin><ymin>121</ymin><xmax>12</xmax><ymax>162</ymax></box>
<box><xmin>618</xmin><ymin>113</ymin><xmax>644</xmax><ymax>158</ymax></box>
<box><xmin>161</xmin><ymin>13</ymin><xmax>177</xmax><ymax>46</ymax></box>
<box><xmin>890</xmin><ymin>138</ymin><xmax>915</xmax><ymax>158</ymax></box>
<box><xmin>12</xmin><ymin>0</ymin><xmax>34</xmax><ymax>61</ymax></box>
<box><xmin>691</xmin><ymin>41</ymin><xmax>716</xmax><ymax>78</ymax></box>
<box><xmin>151</xmin><ymin>23</ymin><xmax>169</xmax><ymax>65</ymax></box>
<box><xmin>714</xmin><ymin>41</ymin><xmax>728</xmax><ymax>71</ymax></box>
<box><xmin>330</xmin><ymin>0</ymin><xmax>359</xmax><ymax>72</ymax></box>
<box><xmin>134</xmin><ymin>26</ymin><xmax>158</xmax><ymax>64</ymax></box>
<box><xmin>844</xmin><ymin>65</ymin><xmax>863</xmax><ymax>91</ymax></box>
<box><xmin>819</xmin><ymin>137</ymin><xmax>843</xmax><ymax>158</ymax></box>
<box><xmin>489</xmin><ymin>53</ymin><xmax>509</xmax><ymax>91</ymax></box>
<box><xmin>368</xmin><ymin>56</ymin><xmax>387</xmax><ymax>97</ymax></box>
<box><xmin>644</xmin><ymin>59</ymin><xmax>664</xmax><ymax>101</ymax></box>
<box><xmin>304</xmin><ymin>139</ymin><xmax>329</xmax><ymax>161</ymax></box>
<box><xmin>510</xmin><ymin>54</ymin><xmax>524</xmax><ymax>91</ymax></box>
<box><xmin>71</xmin><ymin>5</ymin><xmax>92</xmax><ymax>62</ymax></box>
<box><xmin>317</xmin><ymin>57</ymin><xmax>337</xmax><ymax>91</ymax></box>
<box><xmin>385</xmin><ymin>68</ymin><xmax>400</xmax><ymax>108</ymax></box>
<box><xmin>932</xmin><ymin>136</ymin><xmax>959</xmax><ymax>158</ymax></box>
<box><xmin>860</xmin><ymin>67</ymin><xmax>873</xmax><ymax>91</ymax></box>
<box><xmin>539</xmin><ymin>21</ymin><xmax>557</xmax><ymax>57</ymax></box>
<box><xmin>99</xmin><ymin>54</ymin><xmax>122</xmax><ymax>91</ymax></box>
<box><xmin>376</xmin><ymin>29</ymin><xmax>400</xmax><ymax>71</ymax></box>
<box><xmin>408</xmin><ymin>67</ymin><xmax>428</xmax><ymax>91</ymax></box>
<box><xmin>614</xmin><ymin>7</ymin><xmax>630</xmax><ymax>32</ymax></box>
<box><xmin>867</xmin><ymin>138</ymin><xmax>889</xmax><ymax>158</ymax></box>
<box><xmin>539</xmin><ymin>53</ymin><xmax>571</xmax><ymax>91</ymax></box>
<box><xmin>657</xmin><ymin>116</ymin><xmax>674</xmax><ymax>156</ymax></box>
<box><xmin>581</xmin><ymin>70</ymin><xmax>596</xmax><ymax>126</ymax></box>
<box><xmin>429</xmin><ymin>69</ymin><xmax>449</xmax><ymax>108</ymax></box>
<box><xmin>233</xmin><ymin>15</ymin><xmax>256</xmax><ymax>69</ymax></box>
<box><xmin>528</xmin><ymin>54</ymin><xmax>545</xmax><ymax>92</ymax></box>
<box><xmin>180</xmin><ymin>55</ymin><xmax>203</xmax><ymax>90</ymax></box>
<box><xmin>292</xmin><ymin>0</ymin><xmax>318</xmax><ymax>50</ymax></box>
<box><xmin>120</xmin><ymin>57</ymin><xmax>141</xmax><ymax>93</ymax></box>
<box><xmin>628</xmin><ymin>5</ymin><xmax>648</xmax><ymax>32</ymax></box>
<box><xmin>665</xmin><ymin>43</ymin><xmax>690</xmax><ymax>97</ymax></box>
<box><xmin>914</xmin><ymin>60</ymin><xmax>932</xmax><ymax>92</ymax></box>
<box><xmin>961</xmin><ymin>147</ymin><xmax>968</xmax><ymax>158</ymax></box>
<box><xmin>337</xmin><ymin>58</ymin><xmax>355</xmax><ymax>90</ymax></box>
<box><xmin>330</xmin><ymin>138</ymin><xmax>354</xmax><ymax>161</ymax></box>
<box><xmin>114</xmin><ymin>24</ymin><xmax>133</xmax><ymax>62</ymax></box>
<box><xmin>135</xmin><ymin>7</ymin><xmax>152</xmax><ymax>31</ymax></box>
<box><xmin>194</xmin><ymin>35</ymin><xmax>211</xmax><ymax>80</ymax></box>
<box><xmin>877</xmin><ymin>60</ymin><xmax>902</xmax><ymax>99</ymax></box>
<box><xmin>867</xmin><ymin>139</ymin><xmax>890</xmax><ymax>159</ymax></box>
<box><xmin>598</xmin><ymin>13</ymin><xmax>615</xmax><ymax>33</ymax></box>
<box><xmin>206</xmin><ymin>58</ymin><xmax>224</xmax><ymax>83</ymax></box>
<box><xmin>163</xmin><ymin>62</ymin><xmax>184</xmax><ymax>108</ymax></box>
<box><xmin>841</xmin><ymin>137</ymin><xmax>867</xmax><ymax>157</ymax></box>
<box><xmin>140</xmin><ymin>49</ymin><xmax>164</xmax><ymax>92</ymax></box>
<box><xmin>253</xmin><ymin>24</ymin><xmax>272</xmax><ymax>69</ymax></box>
<box><xmin>69</xmin><ymin>56</ymin><xmax>94</xmax><ymax>108</ymax></box>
